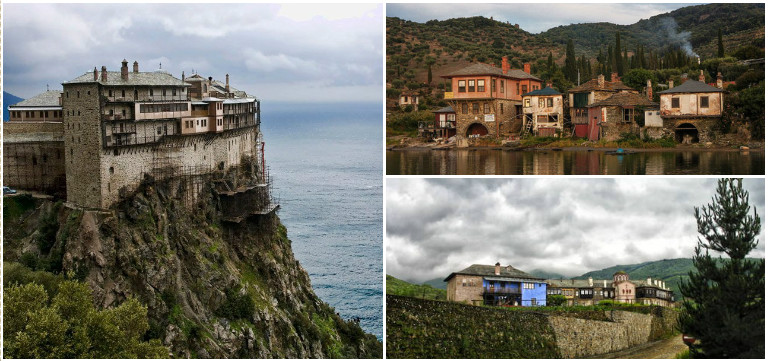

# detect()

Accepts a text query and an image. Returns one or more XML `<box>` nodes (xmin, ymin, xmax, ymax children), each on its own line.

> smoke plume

<box><xmin>659</xmin><ymin>17</ymin><xmax>698</xmax><ymax>57</ymax></box>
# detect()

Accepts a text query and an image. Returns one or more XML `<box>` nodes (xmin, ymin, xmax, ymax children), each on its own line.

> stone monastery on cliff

<box><xmin>5</xmin><ymin>59</ymin><xmax>273</xmax><ymax>218</ymax></box>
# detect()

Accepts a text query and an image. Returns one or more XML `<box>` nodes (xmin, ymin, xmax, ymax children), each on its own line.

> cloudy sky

<box><xmin>4</xmin><ymin>3</ymin><xmax>382</xmax><ymax>103</ymax></box>
<box><xmin>387</xmin><ymin>3</ymin><xmax>702</xmax><ymax>34</ymax></box>
<box><xmin>387</xmin><ymin>178</ymin><xmax>765</xmax><ymax>283</ymax></box>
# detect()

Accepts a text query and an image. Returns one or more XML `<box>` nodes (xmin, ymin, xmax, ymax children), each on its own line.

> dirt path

<box><xmin>591</xmin><ymin>336</ymin><xmax>688</xmax><ymax>359</ymax></box>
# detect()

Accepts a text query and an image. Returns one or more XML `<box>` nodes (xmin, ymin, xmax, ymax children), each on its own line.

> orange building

<box><xmin>441</xmin><ymin>56</ymin><xmax>542</xmax><ymax>140</ymax></box>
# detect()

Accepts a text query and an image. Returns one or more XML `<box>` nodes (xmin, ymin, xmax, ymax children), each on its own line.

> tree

<box><xmin>564</xmin><ymin>39</ymin><xmax>577</xmax><ymax>83</ymax></box>
<box><xmin>621</xmin><ymin>68</ymin><xmax>655</xmax><ymax>92</ymax></box>
<box><xmin>4</xmin><ymin>280</ymin><xmax>169</xmax><ymax>358</ymax></box>
<box><xmin>425</xmin><ymin>56</ymin><xmax>436</xmax><ymax>85</ymax></box>
<box><xmin>678</xmin><ymin>179</ymin><xmax>765</xmax><ymax>358</ymax></box>
<box><xmin>547</xmin><ymin>294</ymin><xmax>567</xmax><ymax>307</ymax></box>
<box><xmin>717</xmin><ymin>28</ymin><xmax>725</xmax><ymax>58</ymax></box>
<box><xmin>614</xmin><ymin>32</ymin><xmax>623</xmax><ymax>76</ymax></box>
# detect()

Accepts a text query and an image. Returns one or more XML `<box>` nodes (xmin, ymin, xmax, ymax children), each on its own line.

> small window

<box><xmin>539</xmin><ymin>98</ymin><xmax>545</xmax><ymax>108</ymax></box>
<box><xmin>150</xmin><ymin>89</ymin><xmax>154</xmax><ymax>96</ymax></box>
<box><xmin>477</xmin><ymin>79</ymin><xmax>485</xmax><ymax>92</ymax></box>
<box><xmin>700</xmin><ymin>96</ymin><xmax>709</xmax><ymax>108</ymax></box>
<box><xmin>500</xmin><ymin>103</ymin><xmax>504</xmax><ymax>114</ymax></box>
<box><xmin>500</xmin><ymin>80</ymin><xmax>505</xmax><ymax>93</ymax></box>
<box><xmin>172</xmin><ymin>89</ymin><xmax>177</xmax><ymax>96</ymax></box>
<box><xmin>483</xmin><ymin>103</ymin><xmax>490</xmax><ymax>113</ymax></box>
<box><xmin>461</xmin><ymin>103</ymin><xmax>468</xmax><ymax>114</ymax></box>
<box><xmin>109</xmin><ymin>167</ymin><xmax>114</xmax><ymax>174</ymax></box>
<box><xmin>163</xmin><ymin>89</ymin><xmax>167</xmax><ymax>96</ymax></box>
<box><xmin>458</xmin><ymin>80</ymin><xmax>466</xmax><ymax>92</ymax></box>
<box><xmin>472</xmin><ymin>103</ymin><xmax>479</xmax><ymax>114</ymax></box>
<box><xmin>109</xmin><ymin>90</ymin><xmax>113</xmax><ymax>97</ymax></box>
<box><xmin>491</xmin><ymin>79</ymin><xmax>496</xmax><ymax>93</ymax></box>
<box><xmin>524</xmin><ymin>98</ymin><xmax>531</xmax><ymax>107</ymax></box>
<box><xmin>522</xmin><ymin>85</ymin><xmax>528</xmax><ymax>94</ymax></box>
<box><xmin>157</xmin><ymin>127</ymin><xmax>162</xmax><ymax>135</ymax></box>
<box><xmin>468</xmin><ymin>80</ymin><xmax>475</xmax><ymax>92</ymax></box>
<box><xmin>122</xmin><ymin>90</ymin><xmax>125</xmax><ymax>97</ymax></box>
<box><xmin>671</xmin><ymin>97</ymin><xmax>680</xmax><ymax>108</ymax></box>
<box><xmin>547</xmin><ymin>98</ymin><xmax>554</xmax><ymax>107</ymax></box>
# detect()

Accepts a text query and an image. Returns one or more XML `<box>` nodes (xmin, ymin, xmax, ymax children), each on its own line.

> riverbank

<box><xmin>387</xmin><ymin>135</ymin><xmax>764</xmax><ymax>153</ymax></box>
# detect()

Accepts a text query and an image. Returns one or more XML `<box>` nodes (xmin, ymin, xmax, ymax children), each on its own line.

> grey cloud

<box><xmin>387</xmin><ymin>179</ymin><xmax>766</xmax><ymax>282</ymax></box>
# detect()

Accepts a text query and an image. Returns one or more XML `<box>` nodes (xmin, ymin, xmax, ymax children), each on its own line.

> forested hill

<box><xmin>387</xmin><ymin>3</ymin><xmax>764</xmax><ymax>86</ymax></box>
<box><xmin>542</xmin><ymin>3</ymin><xmax>765</xmax><ymax>58</ymax></box>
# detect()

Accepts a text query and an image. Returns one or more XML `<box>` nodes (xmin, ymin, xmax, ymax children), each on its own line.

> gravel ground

<box><xmin>590</xmin><ymin>336</ymin><xmax>688</xmax><ymax>359</ymax></box>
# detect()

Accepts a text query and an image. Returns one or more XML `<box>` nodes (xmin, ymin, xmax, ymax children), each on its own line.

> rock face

<box><xmin>5</xmin><ymin>177</ymin><xmax>381</xmax><ymax>358</ymax></box>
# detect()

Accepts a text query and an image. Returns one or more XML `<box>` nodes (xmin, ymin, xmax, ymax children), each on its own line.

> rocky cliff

<box><xmin>3</xmin><ymin>175</ymin><xmax>381</xmax><ymax>358</ymax></box>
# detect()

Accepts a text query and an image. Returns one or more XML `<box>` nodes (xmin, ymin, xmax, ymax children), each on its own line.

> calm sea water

<box><xmin>261</xmin><ymin>102</ymin><xmax>382</xmax><ymax>339</ymax></box>
<box><xmin>387</xmin><ymin>149</ymin><xmax>765</xmax><ymax>175</ymax></box>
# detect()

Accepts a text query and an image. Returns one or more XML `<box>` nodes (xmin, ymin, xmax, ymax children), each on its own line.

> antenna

<box><xmin>159</xmin><ymin>62</ymin><xmax>162</xmax><ymax>70</ymax></box>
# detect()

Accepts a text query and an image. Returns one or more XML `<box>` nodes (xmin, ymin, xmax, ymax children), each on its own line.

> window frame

<box><xmin>458</xmin><ymin>80</ymin><xmax>466</xmax><ymax>93</ymax></box>
<box><xmin>477</xmin><ymin>79</ymin><xmax>485</xmax><ymax>92</ymax></box>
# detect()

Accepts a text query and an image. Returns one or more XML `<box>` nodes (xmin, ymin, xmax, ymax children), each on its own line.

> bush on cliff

<box><xmin>4</xmin><ymin>275</ymin><xmax>168</xmax><ymax>358</ymax></box>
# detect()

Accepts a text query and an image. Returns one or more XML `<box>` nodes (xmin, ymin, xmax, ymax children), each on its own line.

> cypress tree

<box><xmin>679</xmin><ymin>179</ymin><xmax>765</xmax><ymax>358</ymax></box>
<box><xmin>717</xmin><ymin>28</ymin><xmax>725</xmax><ymax>58</ymax></box>
<box><xmin>565</xmin><ymin>39</ymin><xmax>577</xmax><ymax>82</ymax></box>
<box><xmin>614</xmin><ymin>32</ymin><xmax>623</xmax><ymax>75</ymax></box>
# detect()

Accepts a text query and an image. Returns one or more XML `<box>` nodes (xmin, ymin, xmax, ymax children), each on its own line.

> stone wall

<box><xmin>3</xmin><ymin>141</ymin><xmax>66</xmax><ymax>196</ymax></box>
<box><xmin>63</xmin><ymin>82</ymin><xmax>104</xmax><ymax>209</ymax></box>
<box><xmin>3</xmin><ymin>121</ymin><xmax>63</xmax><ymax>135</ymax></box>
<box><xmin>446</xmin><ymin>275</ymin><xmax>484</xmax><ymax>304</ymax></box>
<box><xmin>386</xmin><ymin>296</ymin><xmax>680</xmax><ymax>359</ymax></box>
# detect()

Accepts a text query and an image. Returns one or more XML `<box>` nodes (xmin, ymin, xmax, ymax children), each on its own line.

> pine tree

<box><xmin>717</xmin><ymin>28</ymin><xmax>725</xmax><ymax>58</ymax></box>
<box><xmin>565</xmin><ymin>39</ymin><xmax>577</xmax><ymax>82</ymax></box>
<box><xmin>679</xmin><ymin>179</ymin><xmax>765</xmax><ymax>358</ymax></box>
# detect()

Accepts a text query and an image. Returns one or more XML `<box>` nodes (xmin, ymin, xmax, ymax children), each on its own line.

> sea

<box><xmin>260</xmin><ymin>102</ymin><xmax>383</xmax><ymax>340</ymax></box>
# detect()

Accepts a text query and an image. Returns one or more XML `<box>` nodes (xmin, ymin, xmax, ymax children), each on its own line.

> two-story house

<box><xmin>658</xmin><ymin>72</ymin><xmax>725</xmax><ymax>144</ymax></box>
<box><xmin>442</xmin><ymin>57</ymin><xmax>543</xmax><ymax>140</ymax></box>
<box><xmin>547</xmin><ymin>278</ymin><xmax>615</xmax><ymax>306</ymax></box>
<box><xmin>568</xmin><ymin>73</ymin><xmax>636</xmax><ymax>139</ymax></box>
<box><xmin>521</xmin><ymin>85</ymin><xmax>564</xmax><ymax>137</ymax></box>
<box><xmin>445</xmin><ymin>262</ymin><xmax>547</xmax><ymax>306</ymax></box>
<box><xmin>587</xmin><ymin>91</ymin><xmax>658</xmax><ymax>141</ymax></box>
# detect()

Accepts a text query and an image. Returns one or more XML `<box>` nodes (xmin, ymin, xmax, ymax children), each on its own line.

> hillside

<box><xmin>3</xmin><ymin>91</ymin><xmax>24</xmax><ymax>121</ymax></box>
<box><xmin>386</xmin><ymin>3</ymin><xmax>764</xmax><ymax>88</ymax></box>
<box><xmin>3</xmin><ymin>171</ymin><xmax>382</xmax><ymax>358</ymax></box>
<box><xmin>386</xmin><ymin>275</ymin><xmax>446</xmax><ymax>300</ymax></box>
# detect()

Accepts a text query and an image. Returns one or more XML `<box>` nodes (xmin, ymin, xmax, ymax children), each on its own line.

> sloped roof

<box><xmin>65</xmin><ymin>70</ymin><xmax>189</xmax><ymax>87</ymax></box>
<box><xmin>589</xmin><ymin>91</ymin><xmax>658</xmax><ymax>107</ymax></box>
<box><xmin>658</xmin><ymin>79</ymin><xmax>724</xmax><ymax>94</ymax></box>
<box><xmin>442</xmin><ymin>63</ymin><xmax>541</xmax><ymax>81</ymax></box>
<box><xmin>433</xmin><ymin>106</ymin><xmax>454</xmax><ymax>113</ymax></box>
<box><xmin>569</xmin><ymin>78</ymin><xmax>633</xmax><ymax>93</ymax></box>
<box><xmin>547</xmin><ymin>278</ymin><xmax>669</xmax><ymax>289</ymax></box>
<box><xmin>523</xmin><ymin>86</ymin><xmax>562</xmax><ymax>96</ymax></box>
<box><xmin>10</xmin><ymin>90</ymin><xmax>62</xmax><ymax>108</ymax></box>
<box><xmin>444</xmin><ymin>264</ymin><xmax>543</xmax><ymax>282</ymax></box>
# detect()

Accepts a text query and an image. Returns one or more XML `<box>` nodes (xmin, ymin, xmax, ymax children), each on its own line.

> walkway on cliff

<box><xmin>591</xmin><ymin>335</ymin><xmax>688</xmax><ymax>359</ymax></box>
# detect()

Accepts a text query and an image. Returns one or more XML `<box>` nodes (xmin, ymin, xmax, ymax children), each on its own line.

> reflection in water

<box><xmin>386</xmin><ymin>149</ymin><xmax>764</xmax><ymax>175</ymax></box>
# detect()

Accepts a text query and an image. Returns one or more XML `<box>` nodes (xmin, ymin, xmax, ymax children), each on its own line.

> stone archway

<box><xmin>675</xmin><ymin>123</ymin><xmax>699</xmax><ymax>144</ymax></box>
<box><xmin>466</xmin><ymin>123</ymin><xmax>489</xmax><ymax>137</ymax></box>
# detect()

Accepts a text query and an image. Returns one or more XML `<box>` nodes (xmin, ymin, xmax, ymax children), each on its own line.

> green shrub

<box><xmin>216</xmin><ymin>286</ymin><xmax>255</xmax><ymax>321</ymax></box>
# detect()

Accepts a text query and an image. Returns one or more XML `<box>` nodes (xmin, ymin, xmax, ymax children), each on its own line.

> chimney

<box><xmin>698</xmin><ymin>70</ymin><xmax>705</xmax><ymax>82</ymax></box>
<box><xmin>611</xmin><ymin>72</ymin><xmax>619</xmax><ymax>83</ymax></box>
<box><xmin>668</xmin><ymin>79</ymin><xmax>674</xmax><ymax>89</ymax></box>
<box><xmin>681</xmin><ymin>73</ymin><xmax>688</xmax><ymax>82</ymax></box>
<box><xmin>523</xmin><ymin>63</ymin><xmax>531</xmax><ymax>74</ymax></box>
<box><xmin>597</xmin><ymin>74</ymin><xmax>605</xmax><ymax>88</ymax></box>
<box><xmin>226</xmin><ymin>73</ymin><xmax>230</xmax><ymax>93</ymax></box>
<box><xmin>182</xmin><ymin>71</ymin><xmax>185</xmax><ymax>81</ymax></box>
<box><xmin>121</xmin><ymin>59</ymin><xmax>129</xmax><ymax>81</ymax></box>
<box><xmin>501</xmin><ymin>56</ymin><xmax>510</xmax><ymax>74</ymax></box>
<box><xmin>133</xmin><ymin>60</ymin><xmax>139</xmax><ymax>73</ymax></box>
<box><xmin>101</xmin><ymin>66</ymin><xmax>108</xmax><ymax>82</ymax></box>
<box><xmin>494</xmin><ymin>262</ymin><xmax>501</xmax><ymax>275</ymax></box>
<box><xmin>93</xmin><ymin>67</ymin><xmax>98</xmax><ymax>81</ymax></box>
<box><xmin>546</xmin><ymin>81</ymin><xmax>552</xmax><ymax>88</ymax></box>
<box><xmin>646</xmin><ymin>79</ymin><xmax>653</xmax><ymax>101</ymax></box>
<box><xmin>588</xmin><ymin>277</ymin><xmax>593</xmax><ymax>287</ymax></box>
<box><xmin>716</xmin><ymin>72</ymin><xmax>723</xmax><ymax>89</ymax></box>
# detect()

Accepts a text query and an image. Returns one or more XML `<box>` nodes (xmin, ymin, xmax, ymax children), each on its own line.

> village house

<box><xmin>5</xmin><ymin>59</ymin><xmax>273</xmax><ymax>217</ymax></box>
<box><xmin>568</xmin><ymin>73</ymin><xmax>636</xmax><ymax>139</ymax></box>
<box><xmin>399</xmin><ymin>91</ymin><xmax>420</xmax><ymax>109</ymax></box>
<box><xmin>547</xmin><ymin>271</ymin><xmax>674</xmax><ymax>307</ymax></box>
<box><xmin>521</xmin><ymin>85</ymin><xmax>564</xmax><ymax>137</ymax></box>
<box><xmin>658</xmin><ymin>71</ymin><xmax>725</xmax><ymax>144</ymax></box>
<box><xmin>547</xmin><ymin>278</ymin><xmax>615</xmax><ymax>306</ymax></box>
<box><xmin>442</xmin><ymin>56</ymin><xmax>543</xmax><ymax>140</ymax></box>
<box><xmin>587</xmin><ymin>90</ymin><xmax>658</xmax><ymax>141</ymax></box>
<box><xmin>420</xmin><ymin>105</ymin><xmax>456</xmax><ymax>140</ymax></box>
<box><xmin>445</xmin><ymin>262</ymin><xmax>547</xmax><ymax>307</ymax></box>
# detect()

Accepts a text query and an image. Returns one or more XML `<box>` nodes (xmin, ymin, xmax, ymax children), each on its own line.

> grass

<box><xmin>386</xmin><ymin>274</ymin><xmax>446</xmax><ymax>300</ymax></box>
<box><xmin>674</xmin><ymin>349</ymin><xmax>692</xmax><ymax>358</ymax></box>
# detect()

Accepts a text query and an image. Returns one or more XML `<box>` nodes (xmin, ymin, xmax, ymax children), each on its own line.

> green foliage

<box><xmin>4</xmin><ymin>277</ymin><xmax>168</xmax><ymax>358</ymax></box>
<box><xmin>3</xmin><ymin>193</ymin><xmax>36</xmax><ymax>221</ymax></box>
<box><xmin>386</xmin><ymin>275</ymin><xmax>446</xmax><ymax>300</ymax></box>
<box><xmin>731</xmin><ymin>45</ymin><xmax>763</xmax><ymax>60</ymax></box>
<box><xmin>387</xmin><ymin>110</ymin><xmax>434</xmax><ymax>137</ymax></box>
<box><xmin>546</xmin><ymin>294</ymin><xmax>567</xmax><ymax>306</ymax></box>
<box><xmin>622</xmin><ymin>68</ymin><xmax>655</xmax><ymax>91</ymax></box>
<box><xmin>215</xmin><ymin>286</ymin><xmax>255</xmax><ymax>321</ymax></box>
<box><xmin>729</xmin><ymin>81</ymin><xmax>765</xmax><ymax>139</ymax></box>
<box><xmin>679</xmin><ymin>179</ymin><xmax>765</xmax><ymax>358</ymax></box>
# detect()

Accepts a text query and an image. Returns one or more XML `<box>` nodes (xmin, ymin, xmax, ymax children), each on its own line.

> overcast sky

<box><xmin>387</xmin><ymin>178</ymin><xmax>765</xmax><ymax>283</ymax></box>
<box><xmin>4</xmin><ymin>3</ymin><xmax>382</xmax><ymax>103</ymax></box>
<box><xmin>387</xmin><ymin>3</ymin><xmax>702</xmax><ymax>34</ymax></box>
